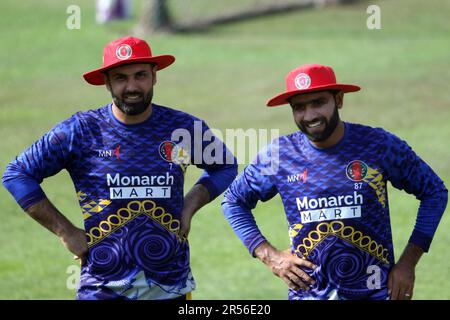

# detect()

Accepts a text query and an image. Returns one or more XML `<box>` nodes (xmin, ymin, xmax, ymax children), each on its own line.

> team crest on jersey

<box><xmin>159</xmin><ymin>141</ymin><xmax>190</xmax><ymax>165</ymax></box>
<box><xmin>116</xmin><ymin>44</ymin><xmax>132</xmax><ymax>60</ymax></box>
<box><xmin>346</xmin><ymin>160</ymin><xmax>368</xmax><ymax>181</ymax></box>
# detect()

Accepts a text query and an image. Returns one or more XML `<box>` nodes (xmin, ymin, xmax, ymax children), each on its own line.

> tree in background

<box><xmin>135</xmin><ymin>0</ymin><xmax>173</xmax><ymax>35</ymax></box>
<box><xmin>135</xmin><ymin>0</ymin><xmax>359</xmax><ymax>35</ymax></box>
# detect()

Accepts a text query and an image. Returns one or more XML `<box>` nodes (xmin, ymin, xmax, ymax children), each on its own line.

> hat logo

<box><xmin>116</xmin><ymin>44</ymin><xmax>132</xmax><ymax>60</ymax></box>
<box><xmin>294</xmin><ymin>73</ymin><xmax>311</xmax><ymax>89</ymax></box>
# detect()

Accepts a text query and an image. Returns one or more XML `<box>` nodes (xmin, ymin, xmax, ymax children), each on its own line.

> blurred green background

<box><xmin>0</xmin><ymin>0</ymin><xmax>449</xmax><ymax>299</ymax></box>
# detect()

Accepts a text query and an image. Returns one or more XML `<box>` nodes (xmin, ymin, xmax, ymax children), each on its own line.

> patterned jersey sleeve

<box><xmin>382</xmin><ymin>130</ymin><xmax>448</xmax><ymax>252</ymax></box>
<box><xmin>221</xmin><ymin>143</ymin><xmax>279</xmax><ymax>256</ymax></box>
<box><xmin>2</xmin><ymin>114</ymin><xmax>81</xmax><ymax>211</ymax></box>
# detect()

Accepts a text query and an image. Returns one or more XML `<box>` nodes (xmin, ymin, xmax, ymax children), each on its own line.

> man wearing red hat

<box><xmin>222</xmin><ymin>64</ymin><xmax>447</xmax><ymax>300</ymax></box>
<box><xmin>3</xmin><ymin>36</ymin><xmax>237</xmax><ymax>300</ymax></box>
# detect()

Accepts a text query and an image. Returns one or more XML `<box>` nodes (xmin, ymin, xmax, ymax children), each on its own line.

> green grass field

<box><xmin>0</xmin><ymin>0</ymin><xmax>449</xmax><ymax>299</ymax></box>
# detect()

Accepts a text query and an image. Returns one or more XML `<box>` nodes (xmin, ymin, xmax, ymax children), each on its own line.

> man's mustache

<box><xmin>123</xmin><ymin>91</ymin><xmax>143</xmax><ymax>97</ymax></box>
<box><xmin>301</xmin><ymin>117</ymin><xmax>327</xmax><ymax>127</ymax></box>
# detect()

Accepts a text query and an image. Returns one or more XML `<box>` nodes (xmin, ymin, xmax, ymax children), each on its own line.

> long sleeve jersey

<box><xmin>222</xmin><ymin>122</ymin><xmax>447</xmax><ymax>300</ymax></box>
<box><xmin>3</xmin><ymin>103</ymin><xmax>238</xmax><ymax>300</ymax></box>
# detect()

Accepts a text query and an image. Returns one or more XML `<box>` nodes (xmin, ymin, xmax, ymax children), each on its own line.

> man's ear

<box><xmin>152</xmin><ymin>65</ymin><xmax>157</xmax><ymax>86</ymax></box>
<box><xmin>104</xmin><ymin>74</ymin><xmax>111</xmax><ymax>92</ymax></box>
<box><xmin>336</xmin><ymin>91</ymin><xmax>344</xmax><ymax>109</ymax></box>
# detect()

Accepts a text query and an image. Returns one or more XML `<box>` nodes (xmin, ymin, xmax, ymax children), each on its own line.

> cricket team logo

<box><xmin>116</xmin><ymin>44</ymin><xmax>132</xmax><ymax>60</ymax></box>
<box><xmin>346</xmin><ymin>160</ymin><xmax>368</xmax><ymax>181</ymax></box>
<box><xmin>159</xmin><ymin>141</ymin><xmax>190</xmax><ymax>165</ymax></box>
<box><xmin>294</xmin><ymin>73</ymin><xmax>311</xmax><ymax>89</ymax></box>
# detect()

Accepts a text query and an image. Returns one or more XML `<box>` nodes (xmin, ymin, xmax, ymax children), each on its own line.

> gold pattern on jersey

<box><xmin>363</xmin><ymin>166</ymin><xmax>387</xmax><ymax>208</ymax></box>
<box><xmin>85</xmin><ymin>200</ymin><xmax>182</xmax><ymax>247</ymax></box>
<box><xmin>77</xmin><ymin>190</ymin><xmax>112</xmax><ymax>220</ymax></box>
<box><xmin>294</xmin><ymin>221</ymin><xmax>389</xmax><ymax>264</ymax></box>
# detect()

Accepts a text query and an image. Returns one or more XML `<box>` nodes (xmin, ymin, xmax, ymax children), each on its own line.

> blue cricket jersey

<box><xmin>3</xmin><ymin>103</ymin><xmax>237</xmax><ymax>300</ymax></box>
<box><xmin>222</xmin><ymin>122</ymin><xmax>447</xmax><ymax>300</ymax></box>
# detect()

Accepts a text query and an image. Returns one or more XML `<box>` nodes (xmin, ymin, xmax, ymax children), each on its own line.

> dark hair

<box><xmin>329</xmin><ymin>89</ymin><xmax>341</xmax><ymax>96</ymax></box>
<box><xmin>101</xmin><ymin>62</ymin><xmax>156</xmax><ymax>76</ymax></box>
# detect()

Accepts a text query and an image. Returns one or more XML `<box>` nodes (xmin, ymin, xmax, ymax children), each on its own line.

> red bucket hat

<box><xmin>266</xmin><ymin>64</ymin><xmax>361</xmax><ymax>107</ymax></box>
<box><xmin>83</xmin><ymin>36</ymin><xmax>175</xmax><ymax>85</ymax></box>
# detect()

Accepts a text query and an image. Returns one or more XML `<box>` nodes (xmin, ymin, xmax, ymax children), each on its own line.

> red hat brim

<box><xmin>83</xmin><ymin>54</ymin><xmax>175</xmax><ymax>85</ymax></box>
<box><xmin>266</xmin><ymin>83</ymin><xmax>361</xmax><ymax>107</ymax></box>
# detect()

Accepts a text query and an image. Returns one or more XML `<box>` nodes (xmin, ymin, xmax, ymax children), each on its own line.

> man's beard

<box><xmin>112</xmin><ymin>88</ymin><xmax>153</xmax><ymax>116</ymax></box>
<box><xmin>296</xmin><ymin>105</ymin><xmax>340</xmax><ymax>142</ymax></box>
